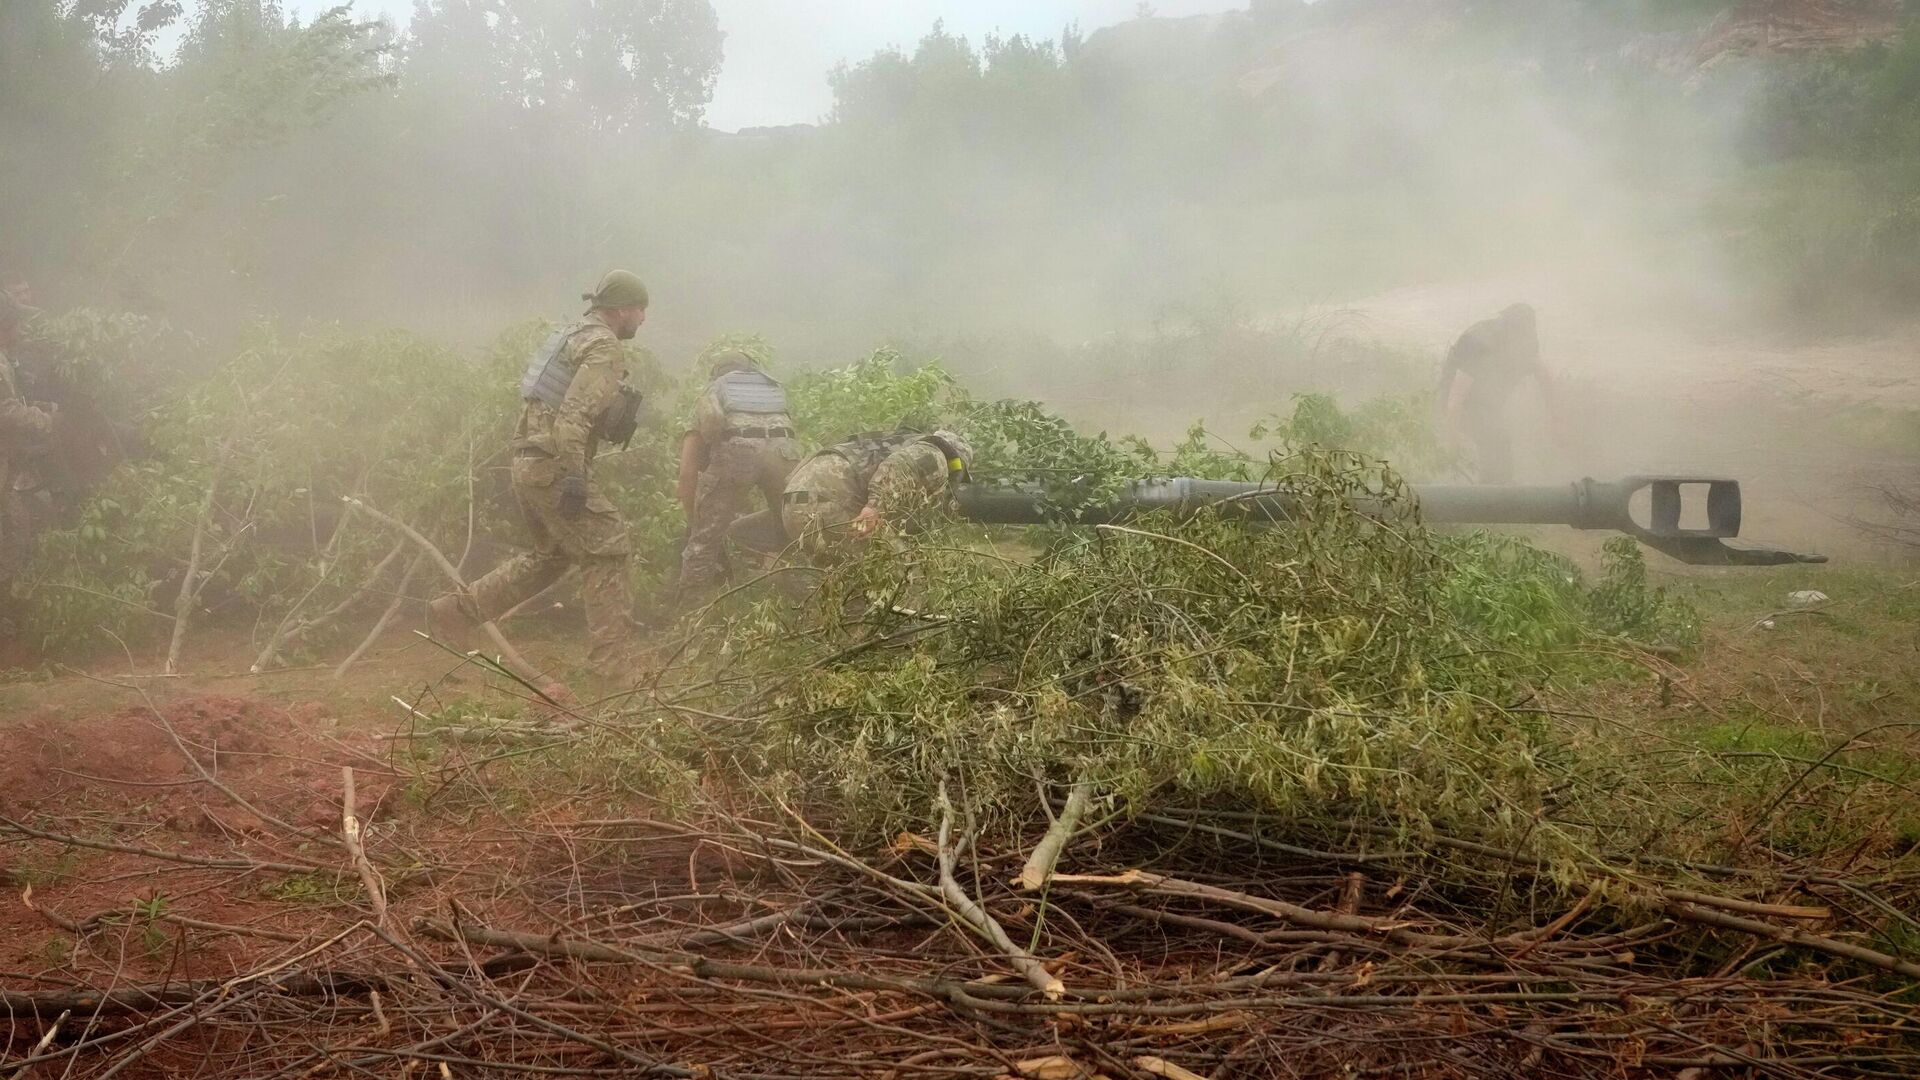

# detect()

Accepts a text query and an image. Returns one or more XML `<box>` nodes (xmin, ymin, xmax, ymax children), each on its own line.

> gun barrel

<box><xmin>954</xmin><ymin>476</ymin><xmax>1823</xmax><ymax>567</ymax></box>
<box><xmin>958</xmin><ymin>478</ymin><xmax>1624</xmax><ymax>528</ymax></box>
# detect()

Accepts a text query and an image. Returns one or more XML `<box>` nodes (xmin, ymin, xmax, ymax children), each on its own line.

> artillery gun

<box><xmin>734</xmin><ymin>475</ymin><xmax>1825</xmax><ymax>566</ymax></box>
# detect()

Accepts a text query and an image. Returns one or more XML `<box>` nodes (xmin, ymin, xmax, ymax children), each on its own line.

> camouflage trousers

<box><xmin>679</xmin><ymin>435</ymin><xmax>799</xmax><ymax>591</ymax></box>
<box><xmin>461</xmin><ymin>453</ymin><xmax>639</xmax><ymax>674</ymax></box>
<box><xmin>779</xmin><ymin>453</ymin><xmax>866</xmax><ymax>565</ymax></box>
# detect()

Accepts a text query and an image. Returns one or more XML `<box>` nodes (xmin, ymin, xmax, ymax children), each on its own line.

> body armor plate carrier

<box><xmin>828</xmin><ymin>431</ymin><xmax>922</xmax><ymax>503</ymax></box>
<box><xmin>520</xmin><ymin>327</ymin><xmax>579</xmax><ymax>407</ymax></box>
<box><xmin>714</xmin><ymin>370</ymin><xmax>789</xmax><ymax>417</ymax></box>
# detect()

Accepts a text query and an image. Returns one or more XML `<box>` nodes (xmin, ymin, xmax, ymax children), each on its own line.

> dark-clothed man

<box><xmin>1437</xmin><ymin>302</ymin><xmax>1553</xmax><ymax>484</ymax></box>
<box><xmin>429</xmin><ymin>271</ymin><xmax>648</xmax><ymax>695</ymax></box>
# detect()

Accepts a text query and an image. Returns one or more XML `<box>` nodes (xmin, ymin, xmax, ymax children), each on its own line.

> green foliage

<box><xmin>16</xmin><ymin>307</ymin><xmax>187</xmax><ymax>406</ymax></box>
<box><xmin>1587</xmin><ymin>536</ymin><xmax>1698</xmax><ymax>644</ymax></box>
<box><xmin>1728</xmin><ymin>29</ymin><xmax>1920</xmax><ymax>319</ymax></box>
<box><xmin>1253</xmin><ymin>392</ymin><xmax>1466</xmax><ymax>479</ymax></box>
<box><xmin>409</xmin><ymin>0</ymin><xmax>722</xmax><ymax>132</ymax></box>
<box><xmin>1439</xmin><ymin>532</ymin><xmax>1699</xmax><ymax>656</ymax></box>
<box><xmin>672</xmin><ymin>448</ymin><xmax>1679</xmax><ymax>869</ymax></box>
<box><xmin>785</xmin><ymin>348</ymin><xmax>1248</xmax><ymax>513</ymax></box>
<box><xmin>12</xmin><ymin>311</ymin><xmax>702</xmax><ymax>657</ymax></box>
<box><xmin>786</xmin><ymin>349</ymin><xmax>963</xmax><ymax>446</ymax></box>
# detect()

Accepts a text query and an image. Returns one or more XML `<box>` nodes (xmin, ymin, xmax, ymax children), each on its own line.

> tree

<box><xmin>408</xmin><ymin>0</ymin><xmax>724</xmax><ymax>133</ymax></box>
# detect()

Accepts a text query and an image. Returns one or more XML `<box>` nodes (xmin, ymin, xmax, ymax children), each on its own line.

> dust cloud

<box><xmin>6</xmin><ymin>0</ymin><xmax>1917</xmax><ymax>559</ymax></box>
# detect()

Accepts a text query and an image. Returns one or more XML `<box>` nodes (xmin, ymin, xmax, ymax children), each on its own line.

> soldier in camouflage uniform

<box><xmin>429</xmin><ymin>271</ymin><xmax>649</xmax><ymax>690</ymax></box>
<box><xmin>780</xmin><ymin>430</ymin><xmax>973</xmax><ymax>563</ymax></box>
<box><xmin>675</xmin><ymin>353</ymin><xmax>801</xmax><ymax>594</ymax></box>
<box><xmin>0</xmin><ymin>294</ymin><xmax>54</xmax><ymax>584</ymax></box>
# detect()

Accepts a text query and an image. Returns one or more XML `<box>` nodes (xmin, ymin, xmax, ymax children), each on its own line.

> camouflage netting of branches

<box><xmin>632</xmin><ymin>448</ymin><xmax>1696</xmax><ymax>882</ymax></box>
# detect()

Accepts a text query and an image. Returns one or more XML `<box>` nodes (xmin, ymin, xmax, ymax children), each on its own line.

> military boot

<box><xmin>425</xmin><ymin>593</ymin><xmax>480</xmax><ymax>651</ymax></box>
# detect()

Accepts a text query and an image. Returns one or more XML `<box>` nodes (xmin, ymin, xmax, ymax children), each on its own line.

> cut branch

<box><xmin>940</xmin><ymin>789</ymin><xmax>1066</xmax><ymax>1000</ymax></box>
<box><xmin>341</xmin><ymin>767</ymin><xmax>389</xmax><ymax>931</ymax></box>
<box><xmin>343</xmin><ymin>496</ymin><xmax>552</xmax><ymax>689</ymax></box>
<box><xmin>333</xmin><ymin>553</ymin><xmax>424</xmax><ymax>680</ymax></box>
<box><xmin>1018</xmin><ymin>784</ymin><xmax>1091</xmax><ymax>891</ymax></box>
<box><xmin>253</xmin><ymin>535</ymin><xmax>406</xmax><ymax>673</ymax></box>
<box><xmin>165</xmin><ymin>440</ymin><xmax>232</xmax><ymax>675</ymax></box>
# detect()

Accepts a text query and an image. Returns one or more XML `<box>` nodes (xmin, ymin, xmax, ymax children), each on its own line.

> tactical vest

<box><xmin>520</xmin><ymin>327</ymin><xmax>584</xmax><ymax>407</ymax></box>
<box><xmin>828</xmin><ymin>432</ymin><xmax>920</xmax><ymax>487</ymax></box>
<box><xmin>713</xmin><ymin>370</ymin><xmax>789</xmax><ymax>418</ymax></box>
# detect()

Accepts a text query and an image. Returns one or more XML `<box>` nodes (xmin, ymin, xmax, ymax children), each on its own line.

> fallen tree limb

<box><xmin>0</xmin><ymin>970</ymin><xmax>389</xmax><ymax>1019</ymax></box>
<box><xmin>1018</xmin><ymin>784</ymin><xmax>1090</xmax><ymax>891</ymax></box>
<box><xmin>333</xmin><ymin>553</ymin><xmax>424</xmax><ymax>680</ymax></box>
<box><xmin>341</xmin><ymin>767</ymin><xmax>389</xmax><ymax>931</ymax></box>
<box><xmin>254</xmin><ymin>536</ymin><xmax>407</xmax><ymax>673</ymax></box>
<box><xmin>343</xmin><ymin>496</ymin><xmax>553</xmax><ymax>691</ymax></box>
<box><xmin>6</xmin><ymin>1008</ymin><xmax>69</xmax><ymax>1080</ymax></box>
<box><xmin>2</xmin><ymin>816</ymin><xmax>326</xmax><ymax>875</ymax></box>
<box><xmin>1665</xmin><ymin>900</ymin><xmax>1920</xmax><ymax>979</ymax></box>
<box><xmin>1660</xmin><ymin>889</ymin><xmax>1828</xmax><ymax>922</ymax></box>
<box><xmin>940</xmin><ymin>789</ymin><xmax>1066</xmax><ymax>1000</ymax></box>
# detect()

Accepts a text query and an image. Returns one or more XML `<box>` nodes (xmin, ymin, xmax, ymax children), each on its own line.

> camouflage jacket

<box><xmin>512</xmin><ymin>313</ymin><xmax>628</xmax><ymax>477</ymax></box>
<box><xmin>864</xmin><ymin>440</ymin><xmax>952</xmax><ymax>514</ymax></box>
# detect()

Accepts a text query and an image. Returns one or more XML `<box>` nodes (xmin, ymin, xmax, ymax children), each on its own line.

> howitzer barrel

<box><xmin>954</xmin><ymin>476</ymin><xmax>1824</xmax><ymax>567</ymax></box>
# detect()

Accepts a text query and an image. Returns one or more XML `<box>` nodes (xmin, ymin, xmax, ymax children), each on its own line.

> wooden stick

<box><xmin>940</xmin><ymin>789</ymin><xmax>1065</xmax><ymax>1000</ymax></box>
<box><xmin>165</xmin><ymin>441</ymin><xmax>231</xmax><ymax>674</ymax></box>
<box><xmin>2</xmin><ymin>816</ymin><xmax>324</xmax><ymax>875</ymax></box>
<box><xmin>0</xmin><ymin>970</ymin><xmax>387</xmax><ymax>1018</ymax></box>
<box><xmin>1661</xmin><ymin>889</ymin><xmax>1829</xmax><ymax>922</ymax></box>
<box><xmin>254</xmin><ymin>536</ymin><xmax>405</xmax><ymax>673</ymax></box>
<box><xmin>342</xmin><ymin>496</ymin><xmax>551</xmax><ymax>688</ymax></box>
<box><xmin>333</xmin><ymin>553</ymin><xmax>424</xmax><ymax>680</ymax></box>
<box><xmin>6</xmin><ymin>1008</ymin><xmax>68</xmax><ymax>1080</ymax></box>
<box><xmin>341</xmin><ymin>767</ymin><xmax>389</xmax><ymax>931</ymax></box>
<box><xmin>1665</xmin><ymin>901</ymin><xmax>1920</xmax><ymax>979</ymax></box>
<box><xmin>1018</xmin><ymin>784</ymin><xmax>1090</xmax><ymax>891</ymax></box>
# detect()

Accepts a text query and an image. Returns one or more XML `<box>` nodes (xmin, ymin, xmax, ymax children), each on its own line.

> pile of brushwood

<box><xmin>5</xmin><ymin>450</ymin><xmax>1916</xmax><ymax>1078</ymax></box>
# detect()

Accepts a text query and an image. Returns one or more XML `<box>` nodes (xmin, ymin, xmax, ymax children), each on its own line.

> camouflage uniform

<box><xmin>781</xmin><ymin>435</ymin><xmax>956</xmax><ymax>563</ymax></box>
<box><xmin>678</xmin><ymin>363</ymin><xmax>800</xmax><ymax>591</ymax></box>
<box><xmin>454</xmin><ymin>312</ymin><xmax>640</xmax><ymax>672</ymax></box>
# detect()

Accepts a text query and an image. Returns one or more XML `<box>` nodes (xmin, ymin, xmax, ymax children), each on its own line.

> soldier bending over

<box><xmin>1437</xmin><ymin>302</ymin><xmax>1554</xmax><ymax>485</ymax></box>
<box><xmin>780</xmin><ymin>430</ymin><xmax>973</xmax><ymax>563</ymax></box>
<box><xmin>675</xmin><ymin>352</ymin><xmax>800</xmax><ymax>596</ymax></box>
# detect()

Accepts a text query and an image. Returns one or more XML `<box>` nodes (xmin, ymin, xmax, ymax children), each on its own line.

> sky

<box><xmin>296</xmin><ymin>0</ymin><xmax>1237</xmax><ymax>131</ymax></box>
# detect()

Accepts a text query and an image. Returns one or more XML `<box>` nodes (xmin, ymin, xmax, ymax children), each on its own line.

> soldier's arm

<box><xmin>676</xmin><ymin>433</ymin><xmax>704</xmax><ymax>516</ymax></box>
<box><xmin>676</xmin><ymin>389</ymin><xmax>724</xmax><ymax>514</ymax></box>
<box><xmin>552</xmin><ymin>334</ymin><xmax>626</xmax><ymax>477</ymax></box>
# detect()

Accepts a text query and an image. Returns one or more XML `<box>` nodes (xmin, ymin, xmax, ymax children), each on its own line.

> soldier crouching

<box><xmin>675</xmin><ymin>352</ymin><xmax>800</xmax><ymax>597</ymax></box>
<box><xmin>780</xmin><ymin>430</ymin><xmax>973</xmax><ymax>563</ymax></box>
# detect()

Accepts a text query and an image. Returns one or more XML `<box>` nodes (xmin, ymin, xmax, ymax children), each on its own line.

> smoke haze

<box><xmin>6</xmin><ymin>0</ymin><xmax>1920</xmax><ymax>556</ymax></box>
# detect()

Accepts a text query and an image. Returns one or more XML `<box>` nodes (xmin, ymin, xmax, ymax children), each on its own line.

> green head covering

<box><xmin>583</xmin><ymin>269</ymin><xmax>649</xmax><ymax>311</ymax></box>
